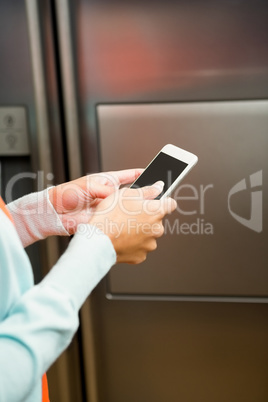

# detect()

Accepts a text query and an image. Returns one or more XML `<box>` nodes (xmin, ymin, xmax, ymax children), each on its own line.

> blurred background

<box><xmin>0</xmin><ymin>1</ymin><xmax>268</xmax><ymax>401</ymax></box>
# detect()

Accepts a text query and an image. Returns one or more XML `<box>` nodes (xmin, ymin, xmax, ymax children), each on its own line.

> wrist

<box><xmin>48</xmin><ymin>187</ymin><xmax>57</xmax><ymax>213</ymax></box>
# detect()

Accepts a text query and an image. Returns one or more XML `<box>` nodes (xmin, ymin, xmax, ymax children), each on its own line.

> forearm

<box><xmin>7</xmin><ymin>188</ymin><xmax>69</xmax><ymax>247</ymax></box>
<box><xmin>42</xmin><ymin>224</ymin><xmax>116</xmax><ymax>310</ymax></box>
<box><xmin>0</xmin><ymin>224</ymin><xmax>116</xmax><ymax>401</ymax></box>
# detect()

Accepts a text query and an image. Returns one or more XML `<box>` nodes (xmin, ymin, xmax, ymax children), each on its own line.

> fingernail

<box><xmin>153</xmin><ymin>180</ymin><xmax>165</xmax><ymax>192</ymax></box>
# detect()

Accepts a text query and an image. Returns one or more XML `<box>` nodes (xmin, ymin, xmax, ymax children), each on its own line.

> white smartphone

<box><xmin>130</xmin><ymin>144</ymin><xmax>198</xmax><ymax>199</ymax></box>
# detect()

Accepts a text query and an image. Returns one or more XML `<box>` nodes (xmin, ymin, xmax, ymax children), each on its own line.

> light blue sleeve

<box><xmin>0</xmin><ymin>222</ymin><xmax>116</xmax><ymax>402</ymax></box>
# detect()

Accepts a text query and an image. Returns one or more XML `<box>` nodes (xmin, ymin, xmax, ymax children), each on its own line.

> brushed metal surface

<box><xmin>77</xmin><ymin>0</ymin><xmax>268</xmax><ymax>105</ymax></box>
<box><xmin>92</xmin><ymin>284</ymin><xmax>268</xmax><ymax>402</ymax></box>
<box><xmin>98</xmin><ymin>101</ymin><xmax>268</xmax><ymax>299</ymax></box>
<box><xmin>55</xmin><ymin>0</ymin><xmax>83</xmax><ymax>181</ymax></box>
<box><xmin>74</xmin><ymin>1</ymin><xmax>268</xmax><ymax>402</ymax></box>
<box><xmin>25</xmin><ymin>0</ymin><xmax>54</xmax><ymax>188</ymax></box>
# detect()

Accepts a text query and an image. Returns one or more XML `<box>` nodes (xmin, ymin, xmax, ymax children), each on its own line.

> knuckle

<box><xmin>158</xmin><ymin>224</ymin><xmax>165</xmax><ymax>237</ymax></box>
<box><xmin>137</xmin><ymin>254</ymin><xmax>147</xmax><ymax>264</ymax></box>
<box><xmin>130</xmin><ymin>252</ymin><xmax>147</xmax><ymax>265</ymax></box>
<box><xmin>143</xmin><ymin>187</ymin><xmax>157</xmax><ymax>200</ymax></box>
<box><xmin>151</xmin><ymin>241</ymin><xmax>158</xmax><ymax>251</ymax></box>
<box><xmin>153</xmin><ymin>222</ymin><xmax>164</xmax><ymax>237</ymax></box>
<box><xmin>147</xmin><ymin>240</ymin><xmax>157</xmax><ymax>252</ymax></box>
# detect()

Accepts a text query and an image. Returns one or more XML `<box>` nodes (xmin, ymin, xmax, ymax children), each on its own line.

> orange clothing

<box><xmin>0</xmin><ymin>196</ymin><xmax>13</xmax><ymax>222</ymax></box>
<box><xmin>42</xmin><ymin>374</ymin><xmax>50</xmax><ymax>402</ymax></box>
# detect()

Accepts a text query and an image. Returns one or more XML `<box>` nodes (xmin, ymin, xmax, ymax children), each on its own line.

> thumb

<box><xmin>140</xmin><ymin>181</ymin><xmax>165</xmax><ymax>200</ymax></box>
<box><xmin>121</xmin><ymin>181</ymin><xmax>164</xmax><ymax>200</ymax></box>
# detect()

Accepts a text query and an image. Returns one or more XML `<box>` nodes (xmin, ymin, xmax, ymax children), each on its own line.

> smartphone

<box><xmin>130</xmin><ymin>144</ymin><xmax>198</xmax><ymax>199</ymax></box>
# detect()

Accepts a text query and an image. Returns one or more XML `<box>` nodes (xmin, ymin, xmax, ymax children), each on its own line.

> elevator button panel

<box><xmin>0</xmin><ymin>107</ymin><xmax>30</xmax><ymax>156</ymax></box>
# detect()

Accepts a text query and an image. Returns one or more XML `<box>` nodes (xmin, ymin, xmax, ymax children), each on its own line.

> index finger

<box><xmin>108</xmin><ymin>169</ymin><xmax>144</xmax><ymax>186</ymax></box>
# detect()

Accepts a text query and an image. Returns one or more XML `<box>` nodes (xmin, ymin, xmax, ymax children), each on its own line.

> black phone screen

<box><xmin>131</xmin><ymin>152</ymin><xmax>188</xmax><ymax>198</ymax></box>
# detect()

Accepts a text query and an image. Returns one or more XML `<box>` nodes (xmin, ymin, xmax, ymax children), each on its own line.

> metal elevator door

<box><xmin>71</xmin><ymin>1</ymin><xmax>268</xmax><ymax>401</ymax></box>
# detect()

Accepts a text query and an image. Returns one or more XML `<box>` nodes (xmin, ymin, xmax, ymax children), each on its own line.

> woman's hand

<box><xmin>49</xmin><ymin>169</ymin><xmax>143</xmax><ymax>234</ymax></box>
<box><xmin>89</xmin><ymin>185</ymin><xmax>177</xmax><ymax>264</ymax></box>
<box><xmin>49</xmin><ymin>169</ymin><xmax>177</xmax><ymax>264</ymax></box>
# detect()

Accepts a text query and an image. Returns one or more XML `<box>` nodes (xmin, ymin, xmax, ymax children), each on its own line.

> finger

<box><xmin>145</xmin><ymin>238</ymin><xmax>158</xmax><ymax>252</ymax></box>
<box><xmin>120</xmin><ymin>181</ymin><xmax>165</xmax><ymax>201</ymax></box>
<box><xmin>118</xmin><ymin>181</ymin><xmax>164</xmax><ymax>204</ymax></box>
<box><xmin>89</xmin><ymin>173</ymin><xmax>120</xmax><ymax>188</ymax></box>
<box><xmin>152</xmin><ymin>222</ymin><xmax>164</xmax><ymax>238</ymax></box>
<box><xmin>90</xmin><ymin>169</ymin><xmax>144</xmax><ymax>189</ymax></box>
<box><xmin>139</xmin><ymin>181</ymin><xmax>165</xmax><ymax>200</ymax></box>
<box><xmin>159</xmin><ymin>197</ymin><xmax>177</xmax><ymax>216</ymax></box>
<box><xmin>89</xmin><ymin>181</ymin><xmax>117</xmax><ymax>200</ymax></box>
<box><xmin>110</xmin><ymin>169</ymin><xmax>144</xmax><ymax>186</ymax></box>
<box><xmin>143</xmin><ymin>197</ymin><xmax>177</xmax><ymax>217</ymax></box>
<box><xmin>121</xmin><ymin>180</ymin><xmax>164</xmax><ymax>200</ymax></box>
